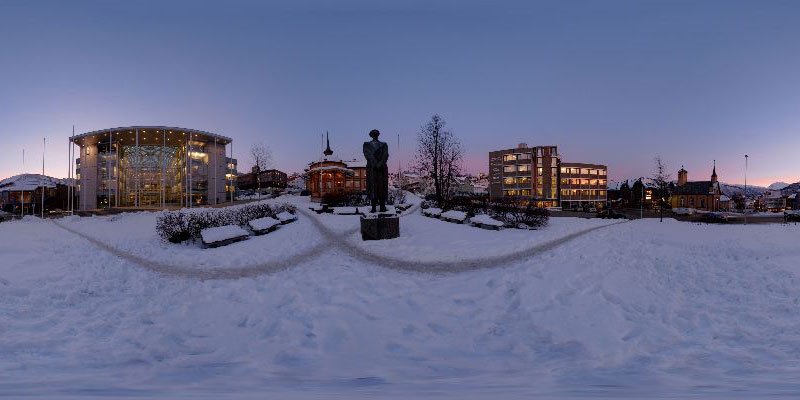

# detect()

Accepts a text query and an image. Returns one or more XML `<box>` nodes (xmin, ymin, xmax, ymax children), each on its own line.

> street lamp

<box><xmin>639</xmin><ymin>177</ymin><xmax>645</xmax><ymax>220</ymax></box>
<box><xmin>744</xmin><ymin>154</ymin><xmax>748</xmax><ymax>225</ymax></box>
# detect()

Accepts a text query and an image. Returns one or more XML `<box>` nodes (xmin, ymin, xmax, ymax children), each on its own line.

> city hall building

<box><xmin>71</xmin><ymin>126</ymin><xmax>237</xmax><ymax>210</ymax></box>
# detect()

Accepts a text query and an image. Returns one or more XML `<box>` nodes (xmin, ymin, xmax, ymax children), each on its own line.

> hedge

<box><xmin>156</xmin><ymin>201</ymin><xmax>297</xmax><ymax>243</ymax></box>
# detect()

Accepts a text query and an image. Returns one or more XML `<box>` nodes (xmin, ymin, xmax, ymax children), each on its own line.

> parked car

<box><xmin>785</xmin><ymin>211</ymin><xmax>800</xmax><ymax>222</ymax></box>
<box><xmin>597</xmin><ymin>209</ymin><xmax>627</xmax><ymax>219</ymax></box>
<box><xmin>698</xmin><ymin>212</ymin><xmax>729</xmax><ymax>223</ymax></box>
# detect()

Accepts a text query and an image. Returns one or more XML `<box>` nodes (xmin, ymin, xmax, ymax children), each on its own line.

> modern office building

<box><xmin>489</xmin><ymin>143</ymin><xmax>607</xmax><ymax>209</ymax></box>
<box><xmin>70</xmin><ymin>126</ymin><xmax>236</xmax><ymax>210</ymax></box>
<box><xmin>489</xmin><ymin>143</ymin><xmax>560</xmax><ymax>208</ymax></box>
<box><xmin>559</xmin><ymin>163</ymin><xmax>608</xmax><ymax>210</ymax></box>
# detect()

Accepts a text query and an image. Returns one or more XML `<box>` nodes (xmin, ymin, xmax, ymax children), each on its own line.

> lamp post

<box><xmin>744</xmin><ymin>154</ymin><xmax>748</xmax><ymax>225</ymax></box>
<box><xmin>638</xmin><ymin>177</ymin><xmax>644</xmax><ymax>220</ymax></box>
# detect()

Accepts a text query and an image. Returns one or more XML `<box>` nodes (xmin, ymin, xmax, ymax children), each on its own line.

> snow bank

<box><xmin>55</xmin><ymin>206</ymin><xmax>317</xmax><ymax>270</ymax></box>
<box><xmin>3</xmin><ymin>213</ymin><xmax>800</xmax><ymax>398</ymax></box>
<box><xmin>350</xmin><ymin>214</ymin><xmax>618</xmax><ymax>263</ymax></box>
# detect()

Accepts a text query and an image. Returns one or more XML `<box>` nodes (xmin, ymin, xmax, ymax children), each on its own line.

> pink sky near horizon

<box><xmin>1</xmin><ymin>1</ymin><xmax>799</xmax><ymax>190</ymax></box>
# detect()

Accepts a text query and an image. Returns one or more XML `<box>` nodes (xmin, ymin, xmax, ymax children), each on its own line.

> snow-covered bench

<box><xmin>276</xmin><ymin>211</ymin><xmax>298</xmax><ymax>224</ymax></box>
<box><xmin>440</xmin><ymin>210</ymin><xmax>468</xmax><ymax>224</ymax></box>
<box><xmin>470</xmin><ymin>214</ymin><xmax>504</xmax><ymax>230</ymax></box>
<box><xmin>248</xmin><ymin>217</ymin><xmax>281</xmax><ymax>235</ymax></box>
<box><xmin>201</xmin><ymin>225</ymin><xmax>250</xmax><ymax>248</ymax></box>
<box><xmin>422</xmin><ymin>207</ymin><xmax>442</xmax><ymax>218</ymax></box>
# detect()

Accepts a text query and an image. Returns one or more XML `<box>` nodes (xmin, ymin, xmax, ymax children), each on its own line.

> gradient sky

<box><xmin>1</xmin><ymin>0</ymin><xmax>799</xmax><ymax>186</ymax></box>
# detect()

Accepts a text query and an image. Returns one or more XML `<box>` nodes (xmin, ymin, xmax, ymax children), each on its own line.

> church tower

<box><xmin>711</xmin><ymin>160</ymin><xmax>718</xmax><ymax>184</ymax></box>
<box><xmin>677</xmin><ymin>166</ymin><xmax>688</xmax><ymax>186</ymax></box>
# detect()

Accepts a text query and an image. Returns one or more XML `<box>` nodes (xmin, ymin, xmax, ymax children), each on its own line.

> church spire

<box><xmin>323</xmin><ymin>131</ymin><xmax>333</xmax><ymax>157</ymax></box>
<box><xmin>711</xmin><ymin>160</ymin><xmax>718</xmax><ymax>183</ymax></box>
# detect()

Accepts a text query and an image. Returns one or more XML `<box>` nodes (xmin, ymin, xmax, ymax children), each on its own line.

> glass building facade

<box><xmin>71</xmin><ymin>127</ymin><xmax>235</xmax><ymax>210</ymax></box>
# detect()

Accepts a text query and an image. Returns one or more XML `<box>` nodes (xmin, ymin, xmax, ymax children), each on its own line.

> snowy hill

<box><xmin>780</xmin><ymin>182</ymin><xmax>800</xmax><ymax>195</ymax></box>
<box><xmin>719</xmin><ymin>182</ymin><xmax>767</xmax><ymax>197</ymax></box>
<box><xmin>768</xmin><ymin>181</ymin><xmax>790</xmax><ymax>190</ymax></box>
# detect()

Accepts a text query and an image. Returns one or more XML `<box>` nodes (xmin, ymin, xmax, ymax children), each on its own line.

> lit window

<box><xmin>503</xmin><ymin>165</ymin><xmax>516</xmax><ymax>173</ymax></box>
<box><xmin>503</xmin><ymin>154</ymin><xmax>517</xmax><ymax>162</ymax></box>
<box><xmin>518</xmin><ymin>164</ymin><xmax>531</xmax><ymax>172</ymax></box>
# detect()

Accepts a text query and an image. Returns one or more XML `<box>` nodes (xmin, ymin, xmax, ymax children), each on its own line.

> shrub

<box><xmin>442</xmin><ymin>195</ymin><xmax>488</xmax><ymax>217</ymax></box>
<box><xmin>321</xmin><ymin>192</ymin><xmax>369</xmax><ymax>207</ymax></box>
<box><xmin>489</xmin><ymin>197</ymin><xmax>549</xmax><ymax>229</ymax></box>
<box><xmin>156</xmin><ymin>201</ymin><xmax>293</xmax><ymax>243</ymax></box>
<box><xmin>388</xmin><ymin>188</ymin><xmax>407</xmax><ymax>205</ymax></box>
<box><xmin>156</xmin><ymin>212</ymin><xmax>190</xmax><ymax>243</ymax></box>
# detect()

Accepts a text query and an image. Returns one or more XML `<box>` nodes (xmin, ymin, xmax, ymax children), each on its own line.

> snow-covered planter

<box><xmin>201</xmin><ymin>225</ymin><xmax>250</xmax><ymax>248</ymax></box>
<box><xmin>276</xmin><ymin>211</ymin><xmax>297</xmax><ymax>224</ymax></box>
<box><xmin>440</xmin><ymin>210</ymin><xmax>468</xmax><ymax>224</ymax></box>
<box><xmin>156</xmin><ymin>202</ymin><xmax>294</xmax><ymax>243</ymax></box>
<box><xmin>422</xmin><ymin>207</ymin><xmax>442</xmax><ymax>218</ymax></box>
<box><xmin>248</xmin><ymin>217</ymin><xmax>281</xmax><ymax>235</ymax></box>
<box><xmin>470</xmin><ymin>214</ymin><xmax>504</xmax><ymax>230</ymax></box>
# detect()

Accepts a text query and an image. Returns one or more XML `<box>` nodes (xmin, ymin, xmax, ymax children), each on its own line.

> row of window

<box><xmin>561</xmin><ymin>178</ymin><xmax>607</xmax><ymax>186</ymax></box>
<box><xmin>502</xmin><ymin>153</ymin><xmax>532</xmax><ymax>162</ymax></box>
<box><xmin>561</xmin><ymin>167</ymin><xmax>606</xmax><ymax>176</ymax></box>
<box><xmin>503</xmin><ymin>164</ymin><xmax>532</xmax><ymax>173</ymax></box>
<box><xmin>560</xmin><ymin>189</ymin><xmax>607</xmax><ymax>197</ymax></box>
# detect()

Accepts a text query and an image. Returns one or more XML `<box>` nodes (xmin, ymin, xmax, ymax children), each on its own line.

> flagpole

<box><xmin>42</xmin><ymin>137</ymin><xmax>46</xmax><ymax>218</ymax></box>
<box><xmin>67</xmin><ymin>129</ymin><xmax>72</xmax><ymax>214</ymax></box>
<box><xmin>21</xmin><ymin>149</ymin><xmax>25</xmax><ymax>217</ymax></box>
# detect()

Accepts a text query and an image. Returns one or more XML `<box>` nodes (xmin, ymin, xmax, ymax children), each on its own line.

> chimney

<box><xmin>678</xmin><ymin>166</ymin><xmax>688</xmax><ymax>186</ymax></box>
<box><xmin>517</xmin><ymin>143</ymin><xmax>528</xmax><ymax>149</ymax></box>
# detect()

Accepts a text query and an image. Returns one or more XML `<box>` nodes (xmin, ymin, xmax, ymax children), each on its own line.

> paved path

<box><xmin>53</xmin><ymin>205</ymin><xmax>627</xmax><ymax>280</ymax></box>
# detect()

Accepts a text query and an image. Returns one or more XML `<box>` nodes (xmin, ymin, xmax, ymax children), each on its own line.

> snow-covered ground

<box><xmin>2</xmin><ymin>201</ymin><xmax>800</xmax><ymax>399</ymax></box>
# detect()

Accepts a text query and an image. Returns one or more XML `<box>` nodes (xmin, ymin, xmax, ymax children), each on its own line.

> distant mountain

<box><xmin>719</xmin><ymin>182</ymin><xmax>768</xmax><ymax>198</ymax></box>
<box><xmin>780</xmin><ymin>182</ymin><xmax>800</xmax><ymax>195</ymax></box>
<box><xmin>768</xmin><ymin>182</ymin><xmax>790</xmax><ymax>190</ymax></box>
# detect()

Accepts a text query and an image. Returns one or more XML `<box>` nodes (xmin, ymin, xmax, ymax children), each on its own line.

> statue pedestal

<box><xmin>360</xmin><ymin>214</ymin><xmax>400</xmax><ymax>240</ymax></box>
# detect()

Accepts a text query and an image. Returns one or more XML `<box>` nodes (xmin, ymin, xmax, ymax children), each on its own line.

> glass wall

<box><xmin>76</xmin><ymin>128</ymin><xmax>230</xmax><ymax>209</ymax></box>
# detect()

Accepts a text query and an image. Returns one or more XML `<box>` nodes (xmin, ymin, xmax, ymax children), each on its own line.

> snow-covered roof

<box><xmin>0</xmin><ymin>174</ymin><xmax>64</xmax><ymax>192</ymax></box>
<box><xmin>720</xmin><ymin>195</ymin><xmax>731</xmax><ymax>201</ymax></box>
<box><xmin>306</xmin><ymin>165</ymin><xmax>354</xmax><ymax>175</ymax></box>
<box><xmin>345</xmin><ymin>159</ymin><xmax>367</xmax><ymax>168</ymax></box>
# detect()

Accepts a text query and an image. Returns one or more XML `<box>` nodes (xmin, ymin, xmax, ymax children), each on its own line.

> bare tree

<box><xmin>414</xmin><ymin>114</ymin><xmax>463</xmax><ymax>204</ymax></box>
<box><xmin>250</xmin><ymin>143</ymin><xmax>272</xmax><ymax>197</ymax></box>
<box><xmin>650</xmin><ymin>155</ymin><xmax>672</xmax><ymax>222</ymax></box>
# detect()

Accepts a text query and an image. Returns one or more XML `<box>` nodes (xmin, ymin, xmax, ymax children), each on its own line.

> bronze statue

<box><xmin>363</xmin><ymin>129</ymin><xmax>389</xmax><ymax>213</ymax></box>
